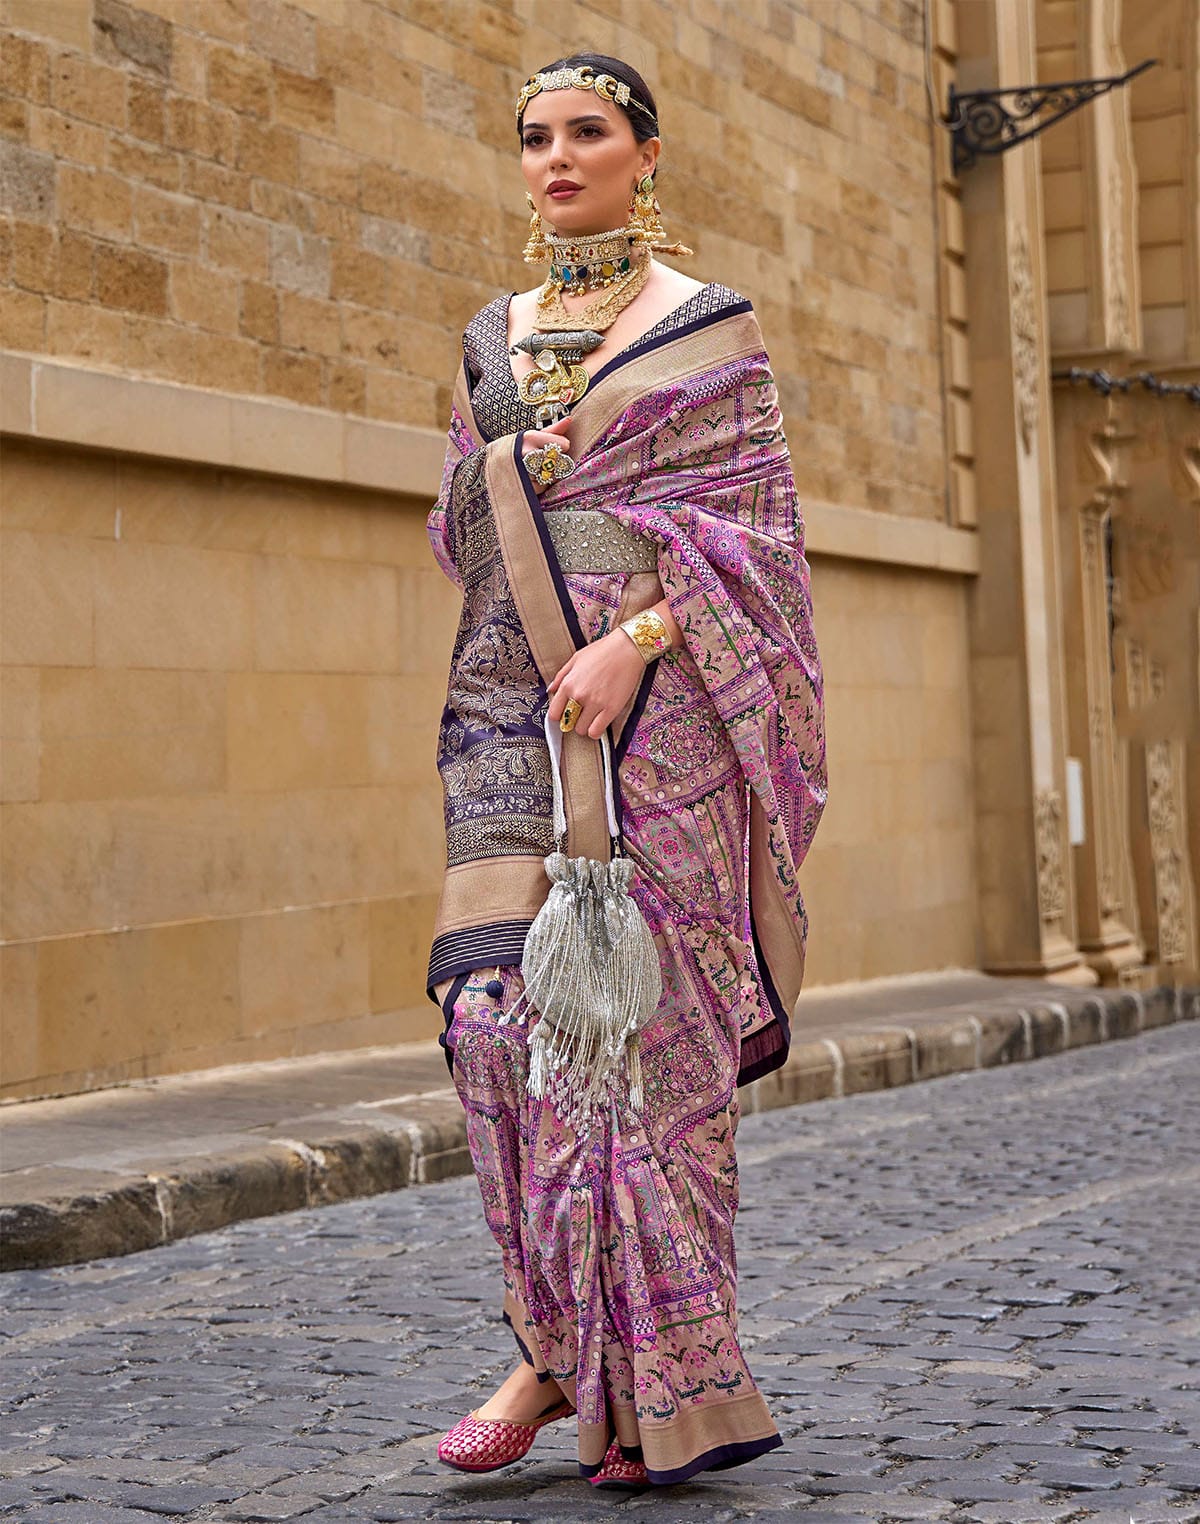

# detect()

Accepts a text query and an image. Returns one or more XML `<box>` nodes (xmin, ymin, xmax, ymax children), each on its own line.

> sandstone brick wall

<box><xmin>1037</xmin><ymin>0</ymin><xmax>1197</xmax><ymax>364</ymax></box>
<box><xmin>1</xmin><ymin>0</ymin><xmax>948</xmax><ymax>519</ymax></box>
<box><xmin>1</xmin><ymin>430</ymin><xmax>459</xmax><ymax>1098</ymax></box>
<box><xmin>1</xmin><ymin>0</ymin><xmax>985</xmax><ymax>1099</ymax></box>
<box><xmin>1125</xmin><ymin>0</ymin><xmax>1195</xmax><ymax>361</ymax></box>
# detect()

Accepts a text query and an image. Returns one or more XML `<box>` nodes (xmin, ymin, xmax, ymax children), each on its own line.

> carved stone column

<box><xmin>958</xmin><ymin>0</ymin><xmax>1094</xmax><ymax>983</ymax></box>
<box><xmin>1171</xmin><ymin>404</ymin><xmax>1200</xmax><ymax>965</ymax></box>
<box><xmin>1081</xmin><ymin>0</ymin><xmax>1141</xmax><ymax>355</ymax></box>
<box><xmin>1129</xmin><ymin>738</ymin><xmax>1197</xmax><ymax>972</ymax></box>
<box><xmin>1051</xmin><ymin>386</ymin><xmax>1146</xmax><ymax>981</ymax></box>
<box><xmin>1111</xmin><ymin>395</ymin><xmax>1200</xmax><ymax>980</ymax></box>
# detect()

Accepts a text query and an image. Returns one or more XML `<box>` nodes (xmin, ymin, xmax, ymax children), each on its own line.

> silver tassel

<box><xmin>516</xmin><ymin>715</ymin><xmax>662</xmax><ymax>1130</ymax></box>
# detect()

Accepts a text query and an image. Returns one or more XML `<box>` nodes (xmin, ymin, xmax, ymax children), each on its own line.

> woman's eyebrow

<box><xmin>522</xmin><ymin>114</ymin><xmax>608</xmax><ymax>130</ymax></box>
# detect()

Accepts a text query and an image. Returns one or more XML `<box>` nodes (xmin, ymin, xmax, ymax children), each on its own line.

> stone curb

<box><xmin>2</xmin><ymin>982</ymin><xmax>1195</xmax><ymax>1273</ymax></box>
<box><xmin>740</xmin><ymin>981</ymin><xmax>1197</xmax><ymax>1113</ymax></box>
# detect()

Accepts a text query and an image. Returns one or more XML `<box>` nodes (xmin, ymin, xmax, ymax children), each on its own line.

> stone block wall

<box><xmin>1</xmin><ymin>0</ymin><xmax>950</xmax><ymax>517</ymax></box>
<box><xmin>0</xmin><ymin>1</ymin><xmax>985</xmax><ymax>1098</ymax></box>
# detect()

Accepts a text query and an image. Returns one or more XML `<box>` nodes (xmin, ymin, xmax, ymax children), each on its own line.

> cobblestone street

<box><xmin>2</xmin><ymin>1020</ymin><xmax>1197</xmax><ymax>1524</ymax></box>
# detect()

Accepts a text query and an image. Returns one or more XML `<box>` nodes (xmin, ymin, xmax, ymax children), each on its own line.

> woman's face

<box><xmin>520</xmin><ymin>88</ymin><xmax>659</xmax><ymax>238</ymax></box>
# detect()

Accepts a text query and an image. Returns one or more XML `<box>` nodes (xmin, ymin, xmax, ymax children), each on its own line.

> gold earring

<box><xmin>627</xmin><ymin>171</ymin><xmax>665</xmax><ymax>245</ymax></box>
<box><xmin>522</xmin><ymin>191</ymin><xmax>550</xmax><ymax>264</ymax></box>
<box><xmin>626</xmin><ymin>171</ymin><xmax>694</xmax><ymax>258</ymax></box>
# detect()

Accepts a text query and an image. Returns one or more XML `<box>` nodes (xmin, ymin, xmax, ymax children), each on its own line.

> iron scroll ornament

<box><xmin>946</xmin><ymin>59</ymin><xmax>1157</xmax><ymax>174</ymax></box>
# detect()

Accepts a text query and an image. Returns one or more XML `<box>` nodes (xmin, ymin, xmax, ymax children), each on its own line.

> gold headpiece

<box><xmin>515</xmin><ymin>64</ymin><xmax>657</xmax><ymax>127</ymax></box>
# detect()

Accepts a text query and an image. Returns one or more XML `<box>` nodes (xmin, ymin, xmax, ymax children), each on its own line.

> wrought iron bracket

<box><xmin>947</xmin><ymin>59</ymin><xmax>1156</xmax><ymax>173</ymax></box>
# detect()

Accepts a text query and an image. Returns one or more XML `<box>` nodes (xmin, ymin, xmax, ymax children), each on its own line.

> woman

<box><xmin>425</xmin><ymin>52</ymin><xmax>826</xmax><ymax>1490</ymax></box>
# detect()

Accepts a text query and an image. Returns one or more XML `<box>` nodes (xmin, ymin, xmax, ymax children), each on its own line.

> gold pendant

<box><xmin>510</xmin><ymin>330</ymin><xmax>605</xmax><ymax>425</ymax></box>
<box><xmin>516</xmin><ymin>348</ymin><xmax>590</xmax><ymax>414</ymax></box>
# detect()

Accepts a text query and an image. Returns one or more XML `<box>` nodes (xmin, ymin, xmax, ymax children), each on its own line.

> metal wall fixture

<box><xmin>946</xmin><ymin>59</ymin><xmax>1156</xmax><ymax>173</ymax></box>
<box><xmin>1051</xmin><ymin>368</ymin><xmax>1200</xmax><ymax>408</ymax></box>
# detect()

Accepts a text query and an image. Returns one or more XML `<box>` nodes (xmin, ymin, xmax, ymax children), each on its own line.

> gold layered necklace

<box><xmin>534</xmin><ymin>226</ymin><xmax>652</xmax><ymax>332</ymax></box>
<box><xmin>512</xmin><ymin>229</ymin><xmax>652</xmax><ymax>426</ymax></box>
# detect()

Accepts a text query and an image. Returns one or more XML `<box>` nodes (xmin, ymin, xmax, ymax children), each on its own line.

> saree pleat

<box><xmin>426</xmin><ymin>285</ymin><xmax>826</xmax><ymax>1484</ymax></box>
<box><xmin>446</xmin><ymin>958</ymin><xmax>780</xmax><ymax>1483</ymax></box>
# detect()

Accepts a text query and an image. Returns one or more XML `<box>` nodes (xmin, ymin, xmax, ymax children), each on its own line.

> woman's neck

<box><xmin>546</xmin><ymin>219</ymin><xmax>628</xmax><ymax>239</ymax></box>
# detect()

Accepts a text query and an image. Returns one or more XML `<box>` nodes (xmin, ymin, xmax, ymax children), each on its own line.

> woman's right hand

<box><xmin>519</xmin><ymin>415</ymin><xmax>573</xmax><ymax>494</ymax></box>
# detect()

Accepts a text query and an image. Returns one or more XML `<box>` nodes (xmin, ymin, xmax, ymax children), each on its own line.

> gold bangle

<box><xmin>619</xmin><ymin>608</ymin><xmax>673</xmax><ymax>664</ymax></box>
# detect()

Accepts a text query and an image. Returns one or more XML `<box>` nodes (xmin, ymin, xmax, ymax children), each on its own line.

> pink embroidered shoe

<box><xmin>436</xmin><ymin>1395</ymin><xmax>574</xmax><ymax>1472</ymax></box>
<box><xmin>588</xmin><ymin>1435</ymin><xmax>651</xmax><ymax>1490</ymax></box>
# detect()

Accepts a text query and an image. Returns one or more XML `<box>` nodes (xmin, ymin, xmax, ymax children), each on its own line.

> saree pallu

<box><xmin>425</xmin><ymin>293</ymin><xmax>826</xmax><ymax>1483</ymax></box>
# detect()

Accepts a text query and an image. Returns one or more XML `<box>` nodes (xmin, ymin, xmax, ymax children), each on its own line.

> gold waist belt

<box><xmin>542</xmin><ymin>510</ymin><xmax>658</xmax><ymax>574</ymax></box>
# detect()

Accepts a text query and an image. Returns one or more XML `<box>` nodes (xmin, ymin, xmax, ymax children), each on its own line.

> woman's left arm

<box><xmin>547</xmin><ymin>598</ymin><xmax>682</xmax><ymax>740</ymax></box>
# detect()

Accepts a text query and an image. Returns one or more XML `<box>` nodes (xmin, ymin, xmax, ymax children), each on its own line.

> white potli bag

<box><xmin>504</xmin><ymin>712</ymin><xmax>662</xmax><ymax>1129</ymax></box>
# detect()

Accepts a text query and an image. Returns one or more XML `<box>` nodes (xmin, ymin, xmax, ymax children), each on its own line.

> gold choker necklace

<box><xmin>544</xmin><ymin>225</ymin><xmax>639</xmax><ymax>295</ymax></box>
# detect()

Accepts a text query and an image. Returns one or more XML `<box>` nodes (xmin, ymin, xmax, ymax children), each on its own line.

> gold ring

<box><xmin>560</xmin><ymin>697</ymin><xmax>582</xmax><ymax>732</ymax></box>
<box><xmin>523</xmin><ymin>444</ymin><xmax>577</xmax><ymax>486</ymax></box>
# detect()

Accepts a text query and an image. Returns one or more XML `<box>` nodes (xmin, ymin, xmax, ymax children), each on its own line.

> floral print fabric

<box><xmin>443</xmin><ymin>960</ymin><xmax>782</xmax><ymax>1484</ymax></box>
<box><xmin>426</xmin><ymin>289</ymin><xmax>827</xmax><ymax>1483</ymax></box>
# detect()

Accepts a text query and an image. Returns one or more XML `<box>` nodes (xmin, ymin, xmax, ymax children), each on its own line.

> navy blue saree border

<box><xmin>737</xmin><ymin>910</ymin><xmax>791</xmax><ymax>1085</ymax></box>
<box><xmin>496</xmin><ymin>284</ymin><xmax>754</xmax><ymax>404</ymax></box>
<box><xmin>587</xmin><ymin>292</ymin><xmax>754</xmax><ymax>389</ymax></box>
<box><xmin>514</xmin><ymin>433</ymin><xmax>657</xmax><ymax>840</ymax></box>
<box><xmin>427</xmin><ymin>918</ymin><xmax>534</xmax><ymax>1000</ymax></box>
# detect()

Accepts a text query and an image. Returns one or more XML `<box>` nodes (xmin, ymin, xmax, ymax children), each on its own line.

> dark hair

<box><xmin>517</xmin><ymin>51</ymin><xmax>660</xmax><ymax>171</ymax></box>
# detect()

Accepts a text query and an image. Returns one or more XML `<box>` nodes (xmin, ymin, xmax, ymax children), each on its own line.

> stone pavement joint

<box><xmin>1</xmin><ymin>974</ymin><xmax>1195</xmax><ymax>1272</ymax></box>
<box><xmin>1</xmin><ymin>1018</ymin><xmax>1197</xmax><ymax>1520</ymax></box>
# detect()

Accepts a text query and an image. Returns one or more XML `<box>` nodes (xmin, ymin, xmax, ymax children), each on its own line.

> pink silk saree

<box><xmin>425</xmin><ymin>290</ymin><xmax>826</xmax><ymax>1483</ymax></box>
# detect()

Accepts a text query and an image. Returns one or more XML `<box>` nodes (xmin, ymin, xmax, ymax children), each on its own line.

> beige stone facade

<box><xmin>1</xmin><ymin>0</ymin><xmax>1196</xmax><ymax>1101</ymax></box>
